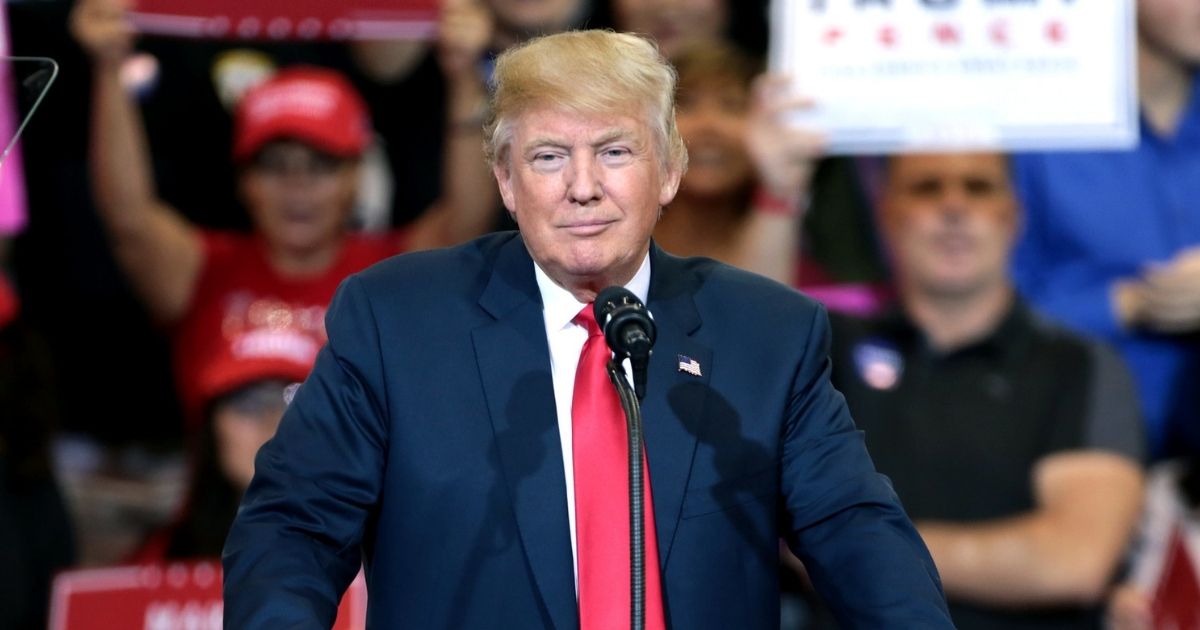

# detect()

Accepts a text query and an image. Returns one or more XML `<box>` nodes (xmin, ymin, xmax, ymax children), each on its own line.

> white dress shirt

<box><xmin>533</xmin><ymin>253</ymin><xmax>651</xmax><ymax>592</ymax></box>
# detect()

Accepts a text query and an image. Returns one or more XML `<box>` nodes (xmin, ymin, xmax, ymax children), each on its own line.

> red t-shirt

<box><xmin>172</xmin><ymin>230</ymin><xmax>405</xmax><ymax>421</ymax></box>
<box><xmin>0</xmin><ymin>273</ymin><xmax>18</xmax><ymax>330</ymax></box>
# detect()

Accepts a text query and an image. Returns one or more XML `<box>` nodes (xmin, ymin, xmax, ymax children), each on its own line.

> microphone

<box><xmin>593</xmin><ymin>287</ymin><xmax>656</xmax><ymax>400</ymax></box>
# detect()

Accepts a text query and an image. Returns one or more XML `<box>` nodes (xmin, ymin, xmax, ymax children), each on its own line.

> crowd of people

<box><xmin>0</xmin><ymin>0</ymin><xmax>1196</xmax><ymax>628</ymax></box>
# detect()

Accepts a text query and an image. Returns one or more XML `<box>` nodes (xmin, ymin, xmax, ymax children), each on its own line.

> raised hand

<box><xmin>744</xmin><ymin>75</ymin><xmax>825</xmax><ymax>204</ymax></box>
<box><xmin>70</xmin><ymin>0</ymin><xmax>136</xmax><ymax>67</ymax></box>
<box><xmin>437</xmin><ymin>0</ymin><xmax>493</xmax><ymax>83</ymax></box>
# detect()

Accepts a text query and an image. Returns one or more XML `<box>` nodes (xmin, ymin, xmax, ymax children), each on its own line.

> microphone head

<box><xmin>594</xmin><ymin>286</ymin><xmax>656</xmax><ymax>359</ymax></box>
<box><xmin>593</xmin><ymin>286</ymin><xmax>635</xmax><ymax>324</ymax></box>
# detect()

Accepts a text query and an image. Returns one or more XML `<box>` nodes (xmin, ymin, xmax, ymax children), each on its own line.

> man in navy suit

<box><xmin>222</xmin><ymin>30</ymin><xmax>953</xmax><ymax>629</ymax></box>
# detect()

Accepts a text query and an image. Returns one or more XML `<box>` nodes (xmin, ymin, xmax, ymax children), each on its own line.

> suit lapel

<box><xmin>642</xmin><ymin>245</ymin><xmax>710</xmax><ymax>570</ymax></box>
<box><xmin>471</xmin><ymin>236</ymin><xmax>578</xmax><ymax>630</ymax></box>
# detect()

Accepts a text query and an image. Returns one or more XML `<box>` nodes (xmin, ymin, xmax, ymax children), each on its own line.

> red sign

<box><xmin>1152</xmin><ymin>526</ymin><xmax>1200</xmax><ymax>630</ymax></box>
<box><xmin>129</xmin><ymin>0</ymin><xmax>440</xmax><ymax>41</ymax></box>
<box><xmin>48</xmin><ymin>562</ymin><xmax>367</xmax><ymax>630</ymax></box>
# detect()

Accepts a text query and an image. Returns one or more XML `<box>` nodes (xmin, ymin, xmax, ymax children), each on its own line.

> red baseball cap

<box><xmin>232</xmin><ymin>65</ymin><xmax>371</xmax><ymax>162</ymax></box>
<box><xmin>193</xmin><ymin>327</ymin><xmax>320</xmax><ymax>414</ymax></box>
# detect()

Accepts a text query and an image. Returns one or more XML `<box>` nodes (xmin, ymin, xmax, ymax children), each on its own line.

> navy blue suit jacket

<box><xmin>223</xmin><ymin>232</ymin><xmax>952</xmax><ymax>629</ymax></box>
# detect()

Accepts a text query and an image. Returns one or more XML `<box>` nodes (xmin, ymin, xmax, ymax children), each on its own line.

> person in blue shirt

<box><xmin>1012</xmin><ymin>0</ymin><xmax>1200</xmax><ymax>460</ymax></box>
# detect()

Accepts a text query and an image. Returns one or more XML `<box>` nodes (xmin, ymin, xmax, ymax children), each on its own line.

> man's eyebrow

<box><xmin>590</xmin><ymin>129</ymin><xmax>632</xmax><ymax>147</ymax></box>
<box><xmin>520</xmin><ymin>129</ymin><xmax>637</xmax><ymax>154</ymax></box>
<box><xmin>521</xmin><ymin>136</ymin><xmax>570</xmax><ymax>153</ymax></box>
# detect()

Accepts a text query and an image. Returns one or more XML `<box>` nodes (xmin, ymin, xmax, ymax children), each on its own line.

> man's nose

<box><xmin>566</xmin><ymin>154</ymin><xmax>603</xmax><ymax>205</ymax></box>
<box><xmin>937</xmin><ymin>187</ymin><xmax>972</xmax><ymax>219</ymax></box>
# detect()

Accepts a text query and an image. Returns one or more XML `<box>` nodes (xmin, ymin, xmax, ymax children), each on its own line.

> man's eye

<box><xmin>910</xmin><ymin>180</ymin><xmax>942</xmax><ymax>197</ymax></box>
<box><xmin>966</xmin><ymin>178</ymin><xmax>999</xmax><ymax>196</ymax></box>
<box><xmin>602</xmin><ymin>148</ymin><xmax>632</xmax><ymax>161</ymax></box>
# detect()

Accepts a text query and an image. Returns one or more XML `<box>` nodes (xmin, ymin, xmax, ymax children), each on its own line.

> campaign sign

<box><xmin>770</xmin><ymin>0</ymin><xmax>1138</xmax><ymax>153</ymax></box>
<box><xmin>48</xmin><ymin>562</ymin><xmax>367</xmax><ymax>630</ymax></box>
<box><xmin>129</xmin><ymin>0</ymin><xmax>440</xmax><ymax>41</ymax></box>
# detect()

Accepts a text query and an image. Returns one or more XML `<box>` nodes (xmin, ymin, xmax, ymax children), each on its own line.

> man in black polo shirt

<box><xmin>829</xmin><ymin>152</ymin><xmax>1146</xmax><ymax>629</ymax></box>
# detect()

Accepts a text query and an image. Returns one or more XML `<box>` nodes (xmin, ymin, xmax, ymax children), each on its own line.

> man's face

<box><xmin>212</xmin><ymin>381</ymin><xmax>288</xmax><ymax>491</ymax></box>
<box><xmin>675</xmin><ymin>79</ymin><xmax>753</xmax><ymax>199</ymax></box>
<box><xmin>240</xmin><ymin>141</ymin><xmax>358</xmax><ymax>255</ymax></box>
<box><xmin>487</xmin><ymin>0</ymin><xmax>584</xmax><ymax>39</ymax></box>
<box><xmin>1138</xmin><ymin>0</ymin><xmax>1200</xmax><ymax>64</ymax></box>
<box><xmin>494</xmin><ymin>105</ymin><xmax>682</xmax><ymax>294</ymax></box>
<box><xmin>882</xmin><ymin>153</ymin><xmax>1018</xmax><ymax>298</ymax></box>
<box><xmin>613</xmin><ymin>0</ymin><xmax>728</xmax><ymax>58</ymax></box>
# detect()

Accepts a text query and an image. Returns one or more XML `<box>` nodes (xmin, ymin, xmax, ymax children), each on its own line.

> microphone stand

<box><xmin>606</xmin><ymin>359</ymin><xmax>645</xmax><ymax>630</ymax></box>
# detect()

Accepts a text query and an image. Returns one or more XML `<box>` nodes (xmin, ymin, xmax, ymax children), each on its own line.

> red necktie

<box><xmin>572</xmin><ymin>305</ymin><xmax>666</xmax><ymax>630</ymax></box>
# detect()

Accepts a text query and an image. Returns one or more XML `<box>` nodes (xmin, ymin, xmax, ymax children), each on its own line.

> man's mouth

<box><xmin>281</xmin><ymin>209</ymin><xmax>318</xmax><ymax>223</ymax></box>
<box><xmin>560</xmin><ymin>219</ymin><xmax>615</xmax><ymax>236</ymax></box>
<box><xmin>933</xmin><ymin>232</ymin><xmax>975</xmax><ymax>255</ymax></box>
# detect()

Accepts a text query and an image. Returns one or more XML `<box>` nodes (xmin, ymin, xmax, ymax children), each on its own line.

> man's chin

<box><xmin>921</xmin><ymin>276</ymin><xmax>990</xmax><ymax>300</ymax></box>
<box><xmin>551</xmin><ymin>257</ymin><xmax>633</xmax><ymax>290</ymax></box>
<box><xmin>266</xmin><ymin>231</ymin><xmax>333</xmax><ymax>255</ymax></box>
<box><xmin>559</xmin><ymin>262</ymin><xmax>611</xmax><ymax>283</ymax></box>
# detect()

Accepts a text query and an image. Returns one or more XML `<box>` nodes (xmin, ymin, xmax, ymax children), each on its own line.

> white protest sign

<box><xmin>770</xmin><ymin>0</ymin><xmax>1138</xmax><ymax>153</ymax></box>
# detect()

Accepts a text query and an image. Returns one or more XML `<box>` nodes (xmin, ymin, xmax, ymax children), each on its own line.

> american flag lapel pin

<box><xmin>677</xmin><ymin>354</ymin><xmax>702</xmax><ymax>377</ymax></box>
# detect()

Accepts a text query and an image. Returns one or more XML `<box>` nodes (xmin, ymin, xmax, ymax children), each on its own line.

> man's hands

<box><xmin>437</xmin><ymin>0</ymin><xmax>493</xmax><ymax>87</ymax></box>
<box><xmin>1106</xmin><ymin>584</ymin><xmax>1152</xmax><ymax>630</ymax></box>
<box><xmin>70</xmin><ymin>0</ymin><xmax>136</xmax><ymax>68</ymax></box>
<box><xmin>744</xmin><ymin>75</ymin><xmax>825</xmax><ymax>206</ymax></box>
<box><xmin>1115</xmin><ymin>246</ymin><xmax>1200</xmax><ymax>333</ymax></box>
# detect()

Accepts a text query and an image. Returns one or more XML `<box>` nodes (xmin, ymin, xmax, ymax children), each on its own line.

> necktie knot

<box><xmin>574</xmin><ymin>304</ymin><xmax>602</xmax><ymax>338</ymax></box>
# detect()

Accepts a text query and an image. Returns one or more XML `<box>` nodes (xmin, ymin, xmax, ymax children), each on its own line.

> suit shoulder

<box><xmin>680</xmin><ymin>255</ymin><xmax>824</xmax><ymax>314</ymax></box>
<box><xmin>670</xmin><ymin>255</ymin><xmax>827</xmax><ymax>337</ymax></box>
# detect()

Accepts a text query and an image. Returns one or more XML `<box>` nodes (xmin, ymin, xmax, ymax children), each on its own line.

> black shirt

<box><xmin>830</xmin><ymin>300</ymin><xmax>1143</xmax><ymax>630</ymax></box>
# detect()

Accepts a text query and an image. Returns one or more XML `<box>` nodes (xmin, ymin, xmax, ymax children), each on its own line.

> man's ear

<box><xmin>878</xmin><ymin>188</ymin><xmax>902</xmax><ymax>243</ymax></box>
<box><xmin>658</xmin><ymin>162</ymin><xmax>683</xmax><ymax>207</ymax></box>
<box><xmin>236</xmin><ymin>171</ymin><xmax>258</xmax><ymax>212</ymax></box>
<box><xmin>1005</xmin><ymin>195</ymin><xmax>1023</xmax><ymax>246</ymax></box>
<box><xmin>493</xmin><ymin>160</ymin><xmax>517</xmax><ymax>217</ymax></box>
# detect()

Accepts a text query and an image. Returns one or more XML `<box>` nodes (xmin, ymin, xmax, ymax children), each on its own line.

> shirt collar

<box><xmin>880</xmin><ymin>296</ymin><xmax>1032</xmax><ymax>362</ymax></box>
<box><xmin>534</xmin><ymin>253</ymin><xmax>652</xmax><ymax>331</ymax></box>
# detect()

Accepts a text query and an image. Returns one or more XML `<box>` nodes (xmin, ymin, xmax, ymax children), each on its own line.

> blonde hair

<box><xmin>484</xmin><ymin>30</ymin><xmax>688</xmax><ymax>175</ymax></box>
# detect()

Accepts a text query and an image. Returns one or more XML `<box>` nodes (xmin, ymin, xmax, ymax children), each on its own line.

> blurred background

<box><xmin>0</xmin><ymin>0</ymin><xmax>1196</xmax><ymax>628</ymax></box>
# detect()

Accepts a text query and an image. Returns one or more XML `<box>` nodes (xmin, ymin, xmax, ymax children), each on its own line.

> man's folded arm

<box><xmin>223</xmin><ymin>276</ymin><xmax>391</xmax><ymax>628</ymax></box>
<box><xmin>780</xmin><ymin>305</ymin><xmax>954</xmax><ymax>629</ymax></box>
<box><xmin>917</xmin><ymin>450</ymin><xmax>1143</xmax><ymax>606</ymax></box>
<box><xmin>917</xmin><ymin>342</ymin><xmax>1146</xmax><ymax>607</ymax></box>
